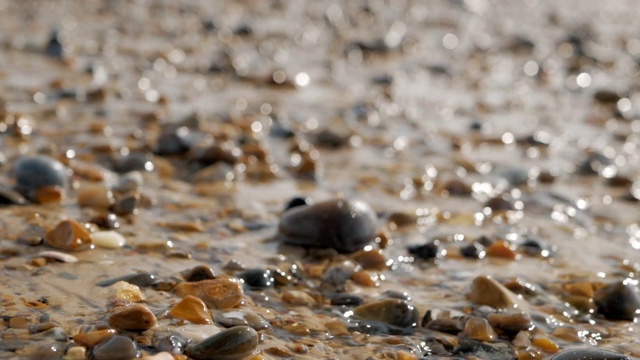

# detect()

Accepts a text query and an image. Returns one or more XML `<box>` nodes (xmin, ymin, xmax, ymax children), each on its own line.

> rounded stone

<box><xmin>277</xmin><ymin>198</ymin><xmax>377</xmax><ymax>253</ymax></box>
<box><xmin>91</xmin><ymin>335</ymin><xmax>139</xmax><ymax>360</ymax></box>
<box><xmin>186</xmin><ymin>326</ymin><xmax>258</xmax><ymax>360</ymax></box>
<box><xmin>13</xmin><ymin>155</ymin><xmax>67</xmax><ymax>200</ymax></box>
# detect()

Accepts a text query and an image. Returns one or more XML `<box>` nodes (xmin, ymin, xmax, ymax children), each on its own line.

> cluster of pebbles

<box><xmin>1</xmin><ymin>1</ymin><xmax>640</xmax><ymax>360</ymax></box>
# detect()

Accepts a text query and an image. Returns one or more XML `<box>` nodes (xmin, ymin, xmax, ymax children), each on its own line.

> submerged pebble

<box><xmin>97</xmin><ymin>272</ymin><xmax>157</xmax><ymax>288</ymax></box>
<box><xmin>352</xmin><ymin>299</ymin><xmax>419</xmax><ymax>333</ymax></box>
<box><xmin>91</xmin><ymin>335</ymin><xmax>139</xmax><ymax>360</ymax></box>
<box><xmin>213</xmin><ymin>310</ymin><xmax>271</xmax><ymax>330</ymax></box>
<box><xmin>593</xmin><ymin>280</ymin><xmax>640</xmax><ymax>321</ymax></box>
<box><xmin>174</xmin><ymin>278</ymin><xmax>244</xmax><ymax>309</ymax></box>
<box><xmin>238</xmin><ymin>269</ymin><xmax>274</xmax><ymax>290</ymax></box>
<box><xmin>107</xmin><ymin>304</ymin><xmax>157</xmax><ymax>331</ymax></box>
<box><xmin>467</xmin><ymin>275</ymin><xmax>527</xmax><ymax>309</ymax></box>
<box><xmin>170</xmin><ymin>295</ymin><xmax>213</xmax><ymax>324</ymax></box>
<box><xmin>550</xmin><ymin>348</ymin><xmax>631</xmax><ymax>360</ymax></box>
<box><xmin>13</xmin><ymin>155</ymin><xmax>67</xmax><ymax>202</ymax></box>
<box><xmin>277</xmin><ymin>198</ymin><xmax>378</xmax><ymax>253</ymax></box>
<box><xmin>186</xmin><ymin>326</ymin><xmax>258</xmax><ymax>360</ymax></box>
<box><xmin>182</xmin><ymin>265</ymin><xmax>217</xmax><ymax>282</ymax></box>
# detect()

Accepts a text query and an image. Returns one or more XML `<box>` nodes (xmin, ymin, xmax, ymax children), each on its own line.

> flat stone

<box><xmin>467</xmin><ymin>275</ymin><xmax>528</xmax><ymax>310</ymax></box>
<box><xmin>107</xmin><ymin>304</ymin><xmax>157</xmax><ymax>332</ymax></box>
<box><xmin>174</xmin><ymin>278</ymin><xmax>244</xmax><ymax>309</ymax></box>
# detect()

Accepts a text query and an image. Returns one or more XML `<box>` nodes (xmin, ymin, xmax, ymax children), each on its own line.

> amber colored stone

<box><xmin>462</xmin><ymin>317</ymin><xmax>497</xmax><ymax>342</ymax></box>
<box><xmin>44</xmin><ymin>219</ymin><xmax>93</xmax><ymax>252</ymax></box>
<box><xmin>173</xmin><ymin>278</ymin><xmax>243</xmax><ymax>309</ymax></box>
<box><xmin>324</xmin><ymin>319</ymin><xmax>349</xmax><ymax>336</ymax></box>
<box><xmin>467</xmin><ymin>275</ymin><xmax>528</xmax><ymax>309</ymax></box>
<box><xmin>169</xmin><ymin>295</ymin><xmax>213</xmax><ymax>324</ymax></box>
<box><xmin>352</xmin><ymin>249</ymin><xmax>387</xmax><ymax>270</ymax></box>
<box><xmin>486</xmin><ymin>241</ymin><xmax>518</xmax><ymax>260</ymax></box>
<box><xmin>73</xmin><ymin>329</ymin><xmax>117</xmax><ymax>348</ymax></box>
<box><xmin>532</xmin><ymin>336</ymin><xmax>559</xmax><ymax>353</ymax></box>
<box><xmin>281</xmin><ymin>290</ymin><xmax>316</xmax><ymax>306</ymax></box>
<box><xmin>34</xmin><ymin>185</ymin><xmax>64</xmax><ymax>204</ymax></box>
<box><xmin>396</xmin><ymin>350</ymin><xmax>418</xmax><ymax>360</ymax></box>
<box><xmin>563</xmin><ymin>281</ymin><xmax>595</xmax><ymax>298</ymax></box>
<box><xmin>351</xmin><ymin>271</ymin><xmax>380</xmax><ymax>287</ymax></box>
<box><xmin>107</xmin><ymin>304</ymin><xmax>157</xmax><ymax>331</ymax></box>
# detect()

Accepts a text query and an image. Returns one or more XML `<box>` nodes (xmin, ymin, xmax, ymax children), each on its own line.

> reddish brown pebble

<box><xmin>44</xmin><ymin>219</ymin><xmax>93</xmax><ymax>252</ymax></box>
<box><xmin>174</xmin><ymin>278</ymin><xmax>244</xmax><ymax>309</ymax></box>
<box><xmin>107</xmin><ymin>303</ymin><xmax>157</xmax><ymax>331</ymax></box>
<box><xmin>169</xmin><ymin>295</ymin><xmax>213</xmax><ymax>324</ymax></box>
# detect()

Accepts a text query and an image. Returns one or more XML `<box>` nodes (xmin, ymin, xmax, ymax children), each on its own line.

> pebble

<box><xmin>37</xmin><ymin>251</ymin><xmax>78</xmax><ymax>263</ymax></box>
<box><xmin>64</xmin><ymin>346</ymin><xmax>87</xmax><ymax>360</ymax></box>
<box><xmin>408</xmin><ymin>240</ymin><xmax>445</xmax><ymax>260</ymax></box>
<box><xmin>31</xmin><ymin>326</ymin><xmax>68</xmax><ymax>341</ymax></box>
<box><xmin>45</xmin><ymin>30</ymin><xmax>64</xmax><ymax>58</ymax></box>
<box><xmin>73</xmin><ymin>329</ymin><xmax>117</xmax><ymax>348</ymax></box>
<box><xmin>156</xmin><ymin>334</ymin><xmax>188</xmax><ymax>355</ymax></box>
<box><xmin>140</xmin><ymin>352</ymin><xmax>175</xmax><ymax>360</ymax></box>
<box><xmin>192</xmin><ymin>143</ymin><xmax>241</xmax><ymax>168</ymax></box>
<box><xmin>281</xmin><ymin>290</ymin><xmax>316</xmax><ymax>306</ymax></box>
<box><xmin>44</xmin><ymin>219</ymin><xmax>93</xmax><ymax>252</ymax></box>
<box><xmin>182</xmin><ymin>265</ymin><xmax>217</xmax><ymax>282</ymax></box>
<box><xmin>550</xmin><ymin>349</ymin><xmax>631</xmax><ymax>360</ymax></box>
<box><xmin>460</xmin><ymin>242</ymin><xmax>486</xmax><ymax>259</ymax></box>
<box><xmin>277</xmin><ymin>198</ymin><xmax>378</xmax><ymax>253</ymax></box>
<box><xmin>91</xmin><ymin>231</ymin><xmax>126</xmax><ymax>249</ymax></box>
<box><xmin>186</xmin><ymin>326</ymin><xmax>258</xmax><ymax>360</ymax></box>
<box><xmin>238</xmin><ymin>269</ymin><xmax>274</xmax><ymax>290</ymax></box>
<box><xmin>97</xmin><ymin>272</ymin><xmax>158</xmax><ymax>288</ymax></box>
<box><xmin>13</xmin><ymin>155</ymin><xmax>67</xmax><ymax>202</ymax></box>
<box><xmin>114</xmin><ymin>153</ymin><xmax>154</xmax><ymax>173</ymax></box>
<box><xmin>461</xmin><ymin>317</ymin><xmax>497</xmax><ymax>342</ymax></box>
<box><xmin>174</xmin><ymin>278</ymin><xmax>244</xmax><ymax>309</ymax></box>
<box><xmin>486</xmin><ymin>312</ymin><xmax>532</xmax><ymax>335</ymax></box>
<box><xmin>284</xmin><ymin>196</ymin><xmax>310</xmax><ymax>210</ymax></box>
<box><xmin>111</xmin><ymin>281</ymin><xmax>145</xmax><ymax>302</ymax></box>
<box><xmin>352</xmin><ymin>249</ymin><xmax>388</xmax><ymax>270</ymax></box>
<box><xmin>113</xmin><ymin>171</ymin><xmax>143</xmax><ymax>194</ymax></box>
<box><xmin>453</xmin><ymin>338</ymin><xmax>515</xmax><ymax>360</ymax></box>
<box><xmin>330</xmin><ymin>293</ymin><xmax>364</xmax><ymax>306</ymax></box>
<box><xmin>90</xmin><ymin>335</ymin><xmax>139</xmax><ymax>360</ymax></box>
<box><xmin>111</xmin><ymin>193</ymin><xmax>140</xmax><ymax>216</ymax></box>
<box><xmin>77</xmin><ymin>184</ymin><xmax>114</xmax><ymax>208</ymax></box>
<box><xmin>593</xmin><ymin>280</ymin><xmax>640</xmax><ymax>321</ymax></box>
<box><xmin>352</xmin><ymin>299</ymin><xmax>419</xmax><ymax>333</ymax></box>
<box><xmin>107</xmin><ymin>304</ymin><xmax>157</xmax><ymax>331</ymax></box>
<box><xmin>89</xmin><ymin>213</ymin><xmax>120</xmax><ymax>230</ymax></box>
<box><xmin>467</xmin><ymin>275</ymin><xmax>527</xmax><ymax>309</ymax></box>
<box><xmin>170</xmin><ymin>295</ymin><xmax>213</xmax><ymax>324</ymax></box>
<box><xmin>213</xmin><ymin>310</ymin><xmax>271</xmax><ymax>330</ymax></box>
<box><xmin>154</xmin><ymin>127</ymin><xmax>192</xmax><ymax>155</ymax></box>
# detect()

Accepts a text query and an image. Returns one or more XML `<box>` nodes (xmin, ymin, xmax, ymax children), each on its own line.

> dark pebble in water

<box><xmin>593</xmin><ymin>89</ymin><xmax>622</xmax><ymax>104</ymax></box>
<box><xmin>469</xmin><ymin>121</ymin><xmax>483</xmax><ymax>131</ymax></box>
<box><xmin>550</xmin><ymin>349</ymin><xmax>631</xmax><ymax>360</ymax></box>
<box><xmin>424</xmin><ymin>317</ymin><xmax>467</xmax><ymax>334</ymax></box>
<box><xmin>156</xmin><ymin>334</ymin><xmax>188</xmax><ymax>355</ymax></box>
<box><xmin>594</xmin><ymin>280</ymin><xmax>640</xmax><ymax>321</ymax></box>
<box><xmin>0</xmin><ymin>185</ymin><xmax>27</xmax><ymax>205</ymax></box>
<box><xmin>352</xmin><ymin>299</ymin><xmax>419</xmax><ymax>333</ymax></box>
<box><xmin>484</xmin><ymin>196</ymin><xmax>515</xmax><ymax>212</ymax></box>
<box><xmin>408</xmin><ymin>240</ymin><xmax>444</xmax><ymax>260</ymax></box>
<box><xmin>476</xmin><ymin>235</ymin><xmax>494</xmax><ymax>247</ymax></box>
<box><xmin>154</xmin><ymin>127</ymin><xmax>192</xmax><ymax>155</ymax></box>
<box><xmin>114</xmin><ymin>153</ymin><xmax>154</xmax><ymax>173</ymax></box>
<box><xmin>22</xmin><ymin>342</ymin><xmax>65</xmax><ymax>359</ymax></box>
<box><xmin>192</xmin><ymin>144</ymin><xmax>241</xmax><ymax>168</ymax></box>
<box><xmin>91</xmin><ymin>335</ymin><xmax>140</xmax><ymax>360</ymax></box>
<box><xmin>519</xmin><ymin>239</ymin><xmax>556</xmax><ymax>257</ymax></box>
<box><xmin>238</xmin><ymin>268</ymin><xmax>274</xmax><ymax>290</ymax></box>
<box><xmin>89</xmin><ymin>213</ymin><xmax>120</xmax><ymax>230</ymax></box>
<box><xmin>45</xmin><ymin>30</ymin><xmax>64</xmax><ymax>58</ymax></box>
<box><xmin>182</xmin><ymin>265</ymin><xmax>217</xmax><ymax>282</ymax></box>
<box><xmin>577</xmin><ymin>153</ymin><xmax>611</xmax><ymax>175</ymax></box>
<box><xmin>13</xmin><ymin>155</ymin><xmax>67</xmax><ymax>199</ymax></box>
<box><xmin>111</xmin><ymin>193</ymin><xmax>139</xmax><ymax>216</ymax></box>
<box><xmin>442</xmin><ymin>179</ymin><xmax>471</xmax><ymax>196</ymax></box>
<box><xmin>330</xmin><ymin>293</ymin><xmax>364</xmax><ymax>307</ymax></box>
<box><xmin>277</xmin><ymin>198</ymin><xmax>378</xmax><ymax>253</ymax></box>
<box><xmin>284</xmin><ymin>196</ymin><xmax>310</xmax><ymax>210</ymax></box>
<box><xmin>453</xmin><ymin>338</ymin><xmax>515</xmax><ymax>360</ymax></box>
<box><xmin>460</xmin><ymin>242</ymin><xmax>486</xmax><ymax>259</ymax></box>
<box><xmin>186</xmin><ymin>326</ymin><xmax>258</xmax><ymax>360</ymax></box>
<box><xmin>97</xmin><ymin>272</ymin><xmax>157</xmax><ymax>288</ymax></box>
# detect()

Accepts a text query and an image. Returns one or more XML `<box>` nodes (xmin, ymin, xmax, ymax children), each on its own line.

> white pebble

<box><xmin>172</xmin><ymin>325</ymin><xmax>221</xmax><ymax>342</ymax></box>
<box><xmin>91</xmin><ymin>231</ymin><xmax>126</xmax><ymax>249</ymax></box>
<box><xmin>37</xmin><ymin>251</ymin><xmax>78</xmax><ymax>263</ymax></box>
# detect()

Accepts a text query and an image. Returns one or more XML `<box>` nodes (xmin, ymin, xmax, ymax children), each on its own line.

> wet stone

<box><xmin>169</xmin><ymin>295</ymin><xmax>213</xmax><ymax>325</ymax></box>
<box><xmin>13</xmin><ymin>155</ymin><xmax>67</xmax><ymax>202</ymax></box>
<box><xmin>284</xmin><ymin>196</ymin><xmax>310</xmax><ymax>210</ymax></box>
<box><xmin>453</xmin><ymin>338</ymin><xmax>515</xmax><ymax>360</ymax></box>
<box><xmin>174</xmin><ymin>278</ymin><xmax>244</xmax><ymax>309</ymax></box>
<box><xmin>89</xmin><ymin>213</ymin><xmax>120</xmax><ymax>230</ymax></box>
<box><xmin>593</xmin><ymin>280</ymin><xmax>640</xmax><ymax>321</ymax></box>
<box><xmin>182</xmin><ymin>265</ymin><xmax>217</xmax><ymax>282</ymax></box>
<box><xmin>44</xmin><ymin>219</ymin><xmax>93</xmax><ymax>252</ymax></box>
<box><xmin>154</xmin><ymin>127</ymin><xmax>192</xmax><ymax>155</ymax></box>
<box><xmin>330</xmin><ymin>293</ymin><xmax>364</xmax><ymax>307</ymax></box>
<box><xmin>460</xmin><ymin>242</ymin><xmax>486</xmax><ymax>259</ymax></box>
<box><xmin>91</xmin><ymin>335</ymin><xmax>140</xmax><ymax>360</ymax></box>
<box><xmin>487</xmin><ymin>312</ymin><xmax>532</xmax><ymax>335</ymax></box>
<box><xmin>114</xmin><ymin>153</ymin><xmax>154</xmax><ymax>173</ymax></box>
<box><xmin>97</xmin><ymin>272</ymin><xmax>158</xmax><ymax>288</ymax></box>
<box><xmin>73</xmin><ymin>329</ymin><xmax>117</xmax><ymax>348</ymax></box>
<box><xmin>352</xmin><ymin>299</ymin><xmax>419</xmax><ymax>334</ymax></box>
<box><xmin>467</xmin><ymin>275</ymin><xmax>527</xmax><ymax>309</ymax></box>
<box><xmin>238</xmin><ymin>268</ymin><xmax>274</xmax><ymax>290</ymax></box>
<box><xmin>213</xmin><ymin>310</ymin><xmax>271</xmax><ymax>330</ymax></box>
<box><xmin>277</xmin><ymin>198</ymin><xmax>377</xmax><ymax>253</ymax></box>
<box><xmin>156</xmin><ymin>334</ymin><xmax>188</xmax><ymax>355</ymax></box>
<box><xmin>461</xmin><ymin>316</ymin><xmax>497</xmax><ymax>342</ymax></box>
<box><xmin>107</xmin><ymin>303</ymin><xmax>157</xmax><ymax>332</ymax></box>
<box><xmin>111</xmin><ymin>193</ymin><xmax>140</xmax><ymax>216</ymax></box>
<box><xmin>408</xmin><ymin>239</ymin><xmax>445</xmax><ymax>260</ymax></box>
<box><xmin>45</xmin><ymin>30</ymin><xmax>64</xmax><ymax>58</ymax></box>
<box><xmin>186</xmin><ymin>325</ymin><xmax>258</xmax><ymax>360</ymax></box>
<box><xmin>550</xmin><ymin>349</ymin><xmax>631</xmax><ymax>360</ymax></box>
